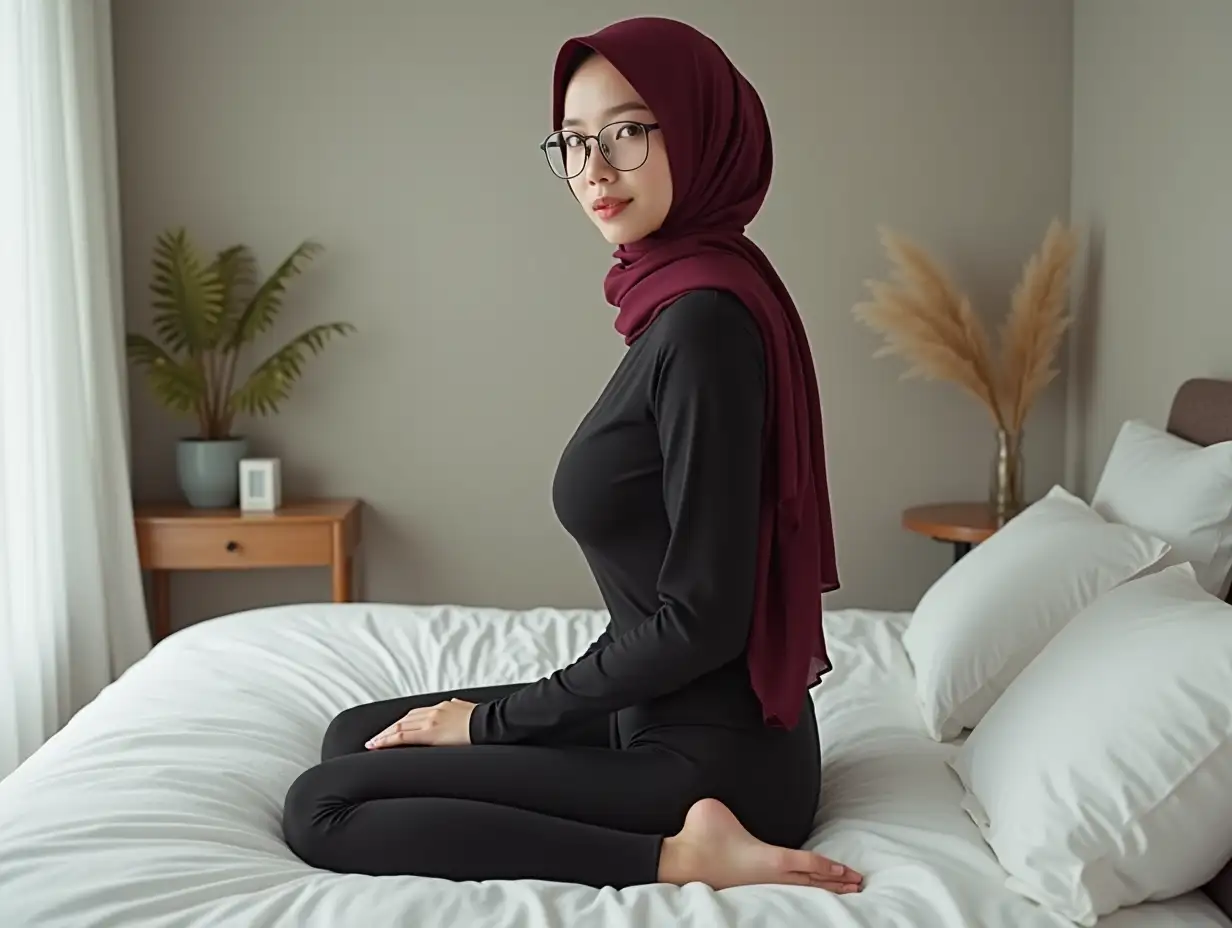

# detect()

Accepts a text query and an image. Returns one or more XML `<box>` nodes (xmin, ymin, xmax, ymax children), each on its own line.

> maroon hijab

<box><xmin>552</xmin><ymin>17</ymin><xmax>840</xmax><ymax>729</ymax></box>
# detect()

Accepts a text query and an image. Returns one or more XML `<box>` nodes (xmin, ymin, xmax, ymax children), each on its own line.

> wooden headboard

<box><xmin>1165</xmin><ymin>378</ymin><xmax>1232</xmax><ymax>916</ymax></box>
<box><xmin>1166</xmin><ymin>378</ymin><xmax>1232</xmax><ymax>454</ymax></box>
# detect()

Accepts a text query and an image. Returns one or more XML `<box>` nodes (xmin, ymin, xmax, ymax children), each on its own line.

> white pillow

<box><xmin>1092</xmin><ymin>418</ymin><xmax>1232</xmax><ymax>596</ymax></box>
<box><xmin>947</xmin><ymin>563</ymin><xmax>1232</xmax><ymax>925</ymax></box>
<box><xmin>902</xmin><ymin>484</ymin><xmax>1169</xmax><ymax>741</ymax></box>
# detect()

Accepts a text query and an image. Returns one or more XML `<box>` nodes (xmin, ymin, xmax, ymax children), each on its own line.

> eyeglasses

<box><xmin>540</xmin><ymin>121</ymin><xmax>661</xmax><ymax>180</ymax></box>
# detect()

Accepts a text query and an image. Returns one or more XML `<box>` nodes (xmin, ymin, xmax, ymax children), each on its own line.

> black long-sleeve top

<box><xmin>469</xmin><ymin>288</ymin><xmax>769</xmax><ymax>748</ymax></box>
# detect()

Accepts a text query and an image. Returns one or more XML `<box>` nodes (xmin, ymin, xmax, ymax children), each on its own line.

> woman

<box><xmin>282</xmin><ymin>16</ymin><xmax>857</xmax><ymax>894</ymax></box>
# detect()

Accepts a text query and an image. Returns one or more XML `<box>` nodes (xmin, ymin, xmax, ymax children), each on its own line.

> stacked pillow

<box><xmin>902</xmin><ymin>419</ymin><xmax>1232</xmax><ymax>924</ymax></box>
<box><xmin>902</xmin><ymin>484</ymin><xmax>1168</xmax><ymax>741</ymax></box>
<box><xmin>1090</xmin><ymin>418</ymin><xmax>1232</xmax><ymax>597</ymax></box>
<box><xmin>946</xmin><ymin>562</ymin><xmax>1232</xmax><ymax>925</ymax></box>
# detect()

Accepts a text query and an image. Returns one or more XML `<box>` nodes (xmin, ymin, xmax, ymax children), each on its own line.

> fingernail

<box><xmin>830</xmin><ymin>863</ymin><xmax>843</xmax><ymax>875</ymax></box>
<box><xmin>365</xmin><ymin>740</ymin><xmax>374</xmax><ymax>748</ymax></box>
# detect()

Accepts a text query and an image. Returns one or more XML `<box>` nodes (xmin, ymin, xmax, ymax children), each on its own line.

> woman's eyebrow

<box><xmin>561</xmin><ymin>101</ymin><xmax>651</xmax><ymax>129</ymax></box>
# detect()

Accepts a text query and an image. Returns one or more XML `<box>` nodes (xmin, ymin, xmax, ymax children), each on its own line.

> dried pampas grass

<box><xmin>853</xmin><ymin>219</ymin><xmax>1079</xmax><ymax>435</ymax></box>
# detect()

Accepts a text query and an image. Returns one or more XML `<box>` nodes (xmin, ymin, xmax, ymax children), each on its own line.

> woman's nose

<box><xmin>582</xmin><ymin>140</ymin><xmax>615</xmax><ymax>185</ymax></box>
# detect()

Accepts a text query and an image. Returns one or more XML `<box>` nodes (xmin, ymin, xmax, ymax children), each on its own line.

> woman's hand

<box><xmin>365</xmin><ymin>698</ymin><xmax>476</xmax><ymax>749</ymax></box>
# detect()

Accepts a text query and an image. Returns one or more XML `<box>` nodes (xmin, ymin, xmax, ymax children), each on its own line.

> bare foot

<box><xmin>657</xmin><ymin>798</ymin><xmax>863</xmax><ymax>893</ymax></box>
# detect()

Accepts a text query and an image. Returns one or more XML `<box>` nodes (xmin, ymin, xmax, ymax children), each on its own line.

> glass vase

<box><xmin>990</xmin><ymin>427</ymin><xmax>1024</xmax><ymax>523</ymax></box>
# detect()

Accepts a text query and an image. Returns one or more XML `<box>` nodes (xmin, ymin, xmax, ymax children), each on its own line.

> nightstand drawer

<box><xmin>136</xmin><ymin>520</ymin><xmax>333</xmax><ymax>570</ymax></box>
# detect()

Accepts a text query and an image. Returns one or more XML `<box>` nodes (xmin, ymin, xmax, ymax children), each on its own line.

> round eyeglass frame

<box><xmin>539</xmin><ymin>121</ymin><xmax>662</xmax><ymax>179</ymax></box>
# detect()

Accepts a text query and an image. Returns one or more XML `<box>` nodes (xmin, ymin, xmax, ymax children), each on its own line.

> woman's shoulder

<box><xmin>648</xmin><ymin>288</ymin><xmax>764</xmax><ymax>358</ymax></box>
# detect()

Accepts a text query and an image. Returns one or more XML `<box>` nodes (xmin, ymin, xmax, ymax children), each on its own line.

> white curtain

<box><xmin>0</xmin><ymin>0</ymin><xmax>151</xmax><ymax>780</ymax></box>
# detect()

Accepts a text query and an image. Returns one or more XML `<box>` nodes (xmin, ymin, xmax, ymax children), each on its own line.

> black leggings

<box><xmin>281</xmin><ymin>684</ymin><xmax>807</xmax><ymax>888</ymax></box>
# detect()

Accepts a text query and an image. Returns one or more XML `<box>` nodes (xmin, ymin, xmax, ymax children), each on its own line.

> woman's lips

<box><xmin>592</xmin><ymin>197</ymin><xmax>631</xmax><ymax>220</ymax></box>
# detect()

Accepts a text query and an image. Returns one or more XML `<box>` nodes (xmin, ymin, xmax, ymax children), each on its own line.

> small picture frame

<box><xmin>239</xmin><ymin>458</ymin><xmax>282</xmax><ymax>512</ymax></box>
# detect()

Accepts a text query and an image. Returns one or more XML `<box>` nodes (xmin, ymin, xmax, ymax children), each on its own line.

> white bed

<box><xmin>0</xmin><ymin>600</ymin><xmax>1227</xmax><ymax>928</ymax></box>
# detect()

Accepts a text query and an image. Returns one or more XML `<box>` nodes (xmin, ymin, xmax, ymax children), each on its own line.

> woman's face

<box><xmin>557</xmin><ymin>54</ymin><xmax>672</xmax><ymax>245</ymax></box>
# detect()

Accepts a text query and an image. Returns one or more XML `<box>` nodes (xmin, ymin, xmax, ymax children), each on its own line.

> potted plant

<box><xmin>126</xmin><ymin>227</ymin><xmax>356</xmax><ymax>508</ymax></box>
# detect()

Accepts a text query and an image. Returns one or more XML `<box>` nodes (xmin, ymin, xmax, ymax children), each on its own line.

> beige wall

<box><xmin>111</xmin><ymin>0</ymin><xmax>1074</xmax><ymax>630</ymax></box>
<box><xmin>1065</xmin><ymin>0</ymin><xmax>1232</xmax><ymax>496</ymax></box>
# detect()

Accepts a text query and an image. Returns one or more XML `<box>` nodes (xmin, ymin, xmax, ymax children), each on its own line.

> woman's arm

<box><xmin>578</xmin><ymin>627</ymin><xmax>613</xmax><ymax>660</ymax></box>
<box><xmin>469</xmin><ymin>293</ymin><xmax>765</xmax><ymax>745</ymax></box>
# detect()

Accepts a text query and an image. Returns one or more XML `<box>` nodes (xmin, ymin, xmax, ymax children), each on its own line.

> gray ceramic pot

<box><xmin>176</xmin><ymin>437</ymin><xmax>249</xmax><ymax>508</ymax></box>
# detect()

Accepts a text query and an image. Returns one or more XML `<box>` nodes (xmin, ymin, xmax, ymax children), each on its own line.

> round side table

<box><xmin>902</xmin><ymin>502</ymin><xmax>1003</xmax><ymax>564</ymax></box>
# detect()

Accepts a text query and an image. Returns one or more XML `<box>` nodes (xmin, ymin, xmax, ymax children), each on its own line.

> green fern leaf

<box><xmin>207</xmin><ymin>244</ymin><xmax>257</xmax><ymax>347</ymax></box>
<box><xmin>125</xmin><ymin>333</ymin><xmax>207</xmax><ymax>413</ymax></box>
<box><xmin>226</xmin><ymin>240</ymin><xmax>323</xmax><ymax>351</ymax></box>
<box><xmin>150</xmin><ymin>228</ymin><xmax>225</xmax><ymax>356</ymax></box>
<box><xmin>228</xmin><ymin>322</ymin><xmax>355</xmax><ymax>416</ymax></box>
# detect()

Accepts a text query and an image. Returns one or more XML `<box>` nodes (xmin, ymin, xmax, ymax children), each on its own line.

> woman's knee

<box><xmin>282</xmin><ymin>763</ymin><xmax>347</xmax><ymax>869</ymax></box>
<box><xmin>320</xmin><ymin>705</ymin><xmax>375</xmax><ymax>761</ymax></box>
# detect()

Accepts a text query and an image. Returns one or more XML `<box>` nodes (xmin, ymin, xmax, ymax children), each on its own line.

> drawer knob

<box><xmin>225</xmin><ymin>540</ymin><xmax>239</xmax><ymax>552</ymax></box>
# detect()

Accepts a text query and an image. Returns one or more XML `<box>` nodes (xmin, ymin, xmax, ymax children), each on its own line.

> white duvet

<box><xmin>0</xmin><ymin>602</ymin><xmax>1227</xmax><ymax>928</ymax></box>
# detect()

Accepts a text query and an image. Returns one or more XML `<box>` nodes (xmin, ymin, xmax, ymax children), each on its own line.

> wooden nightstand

<box><xmin>902</xmin><ymin>502</ymin><xmax>1006</xmax><ymax>563</ymax></box>
<box><xmin>134</xmin><ymin>498</ymin><xmax>362</xmax><ymax>642</ymax></box>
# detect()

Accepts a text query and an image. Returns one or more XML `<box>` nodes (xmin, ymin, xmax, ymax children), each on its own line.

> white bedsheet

<box><xmin>0</xmin><ymin>602</ymin><xmax>1227</xmax><ymax>928</ymax></box>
